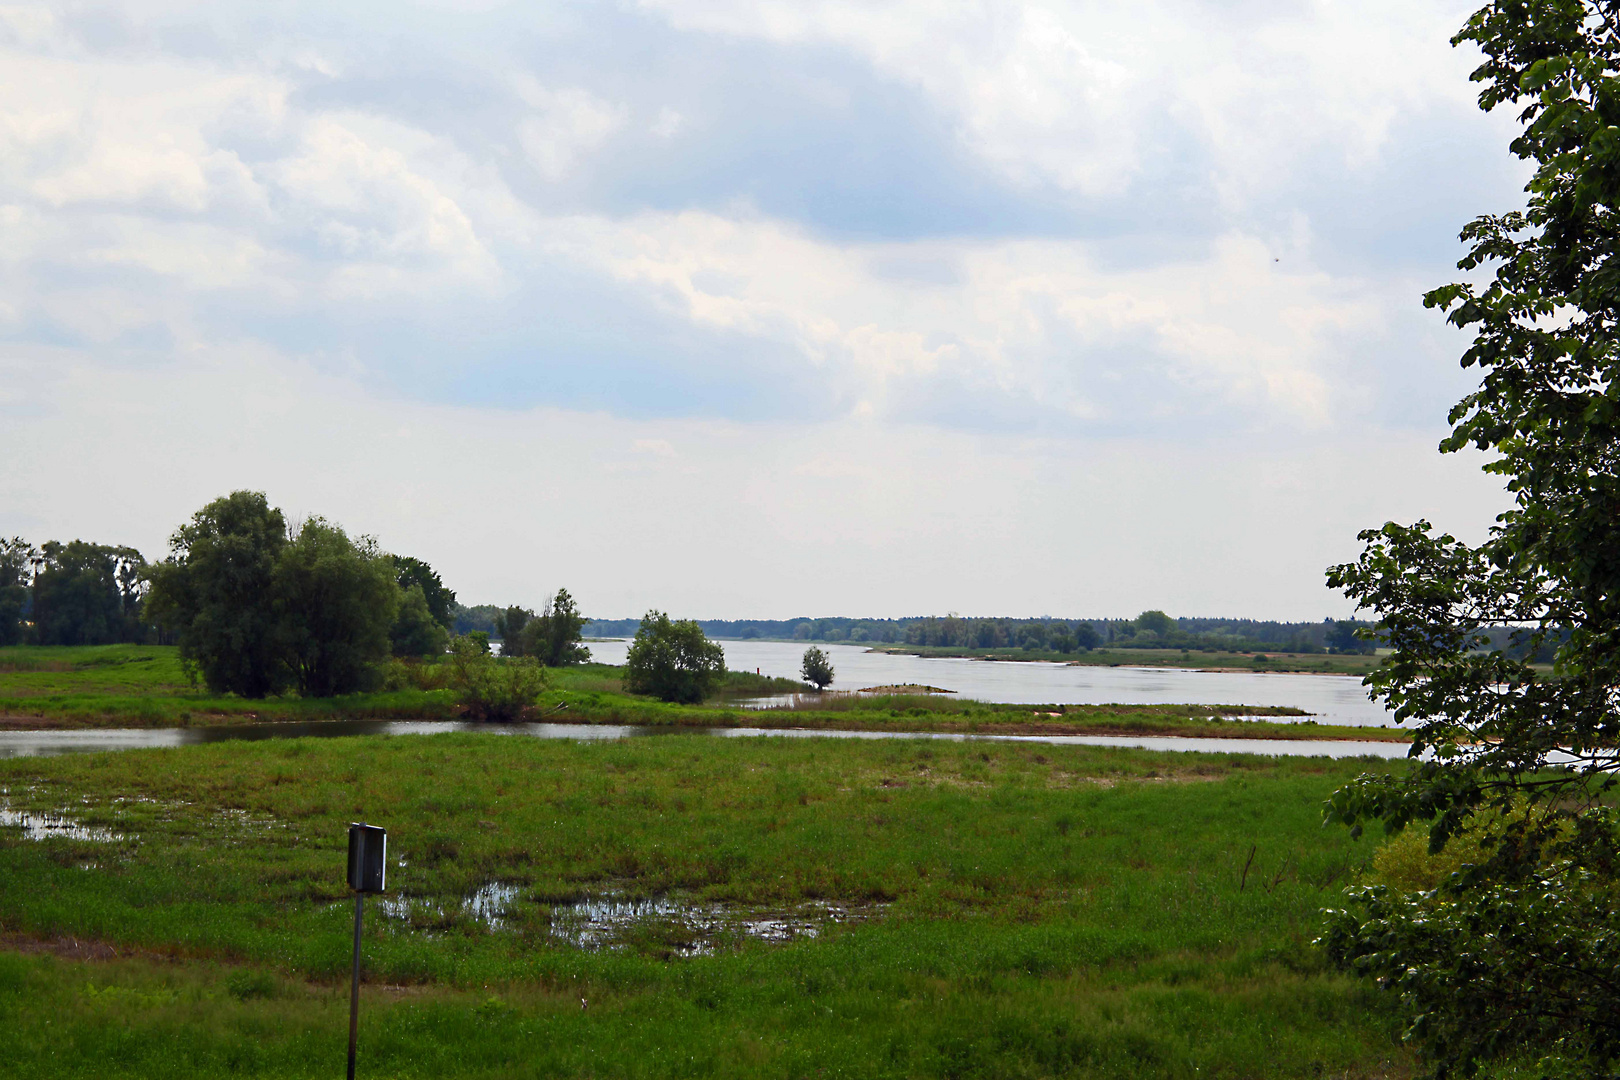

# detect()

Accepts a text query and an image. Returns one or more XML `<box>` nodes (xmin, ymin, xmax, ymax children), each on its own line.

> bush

<box><xmin>449</xmin><ymin>636</ymin><xmax>549</xmax><ymax>721</ymax></box>
<box><xmin>624</xmin><ymin>611</ymin><xmax>725</xmax><ymax>704</ymax></box>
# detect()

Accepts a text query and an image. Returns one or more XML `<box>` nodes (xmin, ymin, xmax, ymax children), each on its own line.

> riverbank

<box><xmin>0</xmin><ymin>645</ymin><xmax>1409</xmax><ymax>742</ymax></box>
<box><xmin>862</xmin><ymin>643</ymin><xmax>1384</xmax><ymax>675</ymax></box>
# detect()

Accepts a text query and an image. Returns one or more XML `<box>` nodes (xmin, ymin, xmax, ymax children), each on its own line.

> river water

<box><xmin>585</xmin><ymin>639</ymin><xmax>1394</xmax><ymax>727</ymax></box>
<box><xmin>0</xmin><ymin>720</ymin><xmax>1413</xmax><ymax>761</ymax></box>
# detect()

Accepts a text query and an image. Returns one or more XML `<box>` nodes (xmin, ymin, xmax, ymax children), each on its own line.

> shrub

<box><xmin>449</xmin><ymin>636</ymin><xmax>549</xmax><ymax>721</ymax></box>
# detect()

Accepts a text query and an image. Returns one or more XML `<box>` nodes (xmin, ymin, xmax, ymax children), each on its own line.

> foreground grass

<box><xmin>0</xmin><ymin>733</ymin><xmax>1409</xmax><ymax>1077</ymax></box>
<box><xmin>0</xmin><ymin>646</ymin><xmax>1404</xmax><ymax>741</ymax></box>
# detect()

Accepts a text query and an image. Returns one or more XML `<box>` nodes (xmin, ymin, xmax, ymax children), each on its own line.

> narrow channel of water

<box><xmin>0</xmin><ymin>720</ymin><xmax>1413</xmax><ymax>760</ymax></box>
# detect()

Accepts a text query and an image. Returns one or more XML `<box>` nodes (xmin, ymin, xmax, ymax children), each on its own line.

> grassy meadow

<box><xmin>0</xmin><ymin>645</ymin><xmax>1405</xmax><ymax>742</ymax></box>
<box><xmin>0</xmin><ymin>732</ymin><xmax>1412</xmax><ymax>1078</ymax></box>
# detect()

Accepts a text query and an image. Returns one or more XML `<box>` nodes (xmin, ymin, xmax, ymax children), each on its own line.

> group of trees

<box><xmin>1320</xmin><ymin>2</ymin><xmax>1620</xmax><ymax>1075</ymax></box>
<box><xmin>580</xmin><ymin>613</ymin><xmax>1378</xmax><ymax>653</ymax></box>
<box><xmin>0</xmin><ymin>538</ymin><xmax>152</xmax><ymax>647</ymax></box>
<box><xmin>491</xmin><ymin>591</ymin><xmax>590</xmax><ymax>666</ymax></box>
<box><xmin>144</xmin><ymin>491</ymin><xmax>458</xmax><ymax>698</ymax></box>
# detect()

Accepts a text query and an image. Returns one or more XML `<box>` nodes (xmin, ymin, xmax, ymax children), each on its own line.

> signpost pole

<box><xmin>344</xmin><ymin>822</ymin><xmax>385</xmax><ymax>1080</ymax></box>
<box><xmin>347</xmin><ymin>891</ymin><xmax>364</xmax><ymax>1080</ymax></box>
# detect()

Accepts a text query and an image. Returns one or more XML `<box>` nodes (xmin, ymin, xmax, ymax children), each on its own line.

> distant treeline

<box><xmin>580</xmin><ymin>613</ymin><xmax>1384</xmax><ymax>655</ymax></box>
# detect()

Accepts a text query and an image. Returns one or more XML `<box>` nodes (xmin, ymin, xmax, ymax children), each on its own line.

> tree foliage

<box><xmin>800</xmin><ymin>646</ymin><xmax>834</xmax><ymax>689</ymax></box>
<box><xmin>146</xmin><ymin>492</ymin><xmax>290</xmax><ymax>698</ymax></box>
<box><xmin>1321</xmin><ymin>3</ymin><xmax>1620</xmax><ymax>1074</ymax></box>
<box><xmin>493</xmin><ymin>605</ymin><xmax>534</xmax><ymax>656</ymax></box>
<box><xmin>274</xmin><ymin>518</ymin><xmax>399</xmax><ymax>697</ymax></box>
<box><xmin>519</xmin><ymin>588</ymin><xmax>590</xmax><ymax>667</ymax></box>
<box><xmin>0</xmin><ymin>538</ymin><xmax>30</xmax><ymax>647</ymax></box>
<box><xmin>448</xmin><ymin>634</ymin><xmax>550</xmax><ymax>722</ymax></box>
<box><xmin>624</xmin><ymin>611</ymin><xmax>725</xmax><ymax>704</ymax></box>
<box><xmin>391</xmin><ymin>584</ymin><xmax>448</xmax><ymax>658</ymax></box>
<box><xmin>146</xmin><ymin>491</ymin><xmax>421</xmax><ymax>698</ymax></box>
<box><xmin>392</xmin><ymin>556</ymin><xmax>456</xmax><ymax>630</ymax></box>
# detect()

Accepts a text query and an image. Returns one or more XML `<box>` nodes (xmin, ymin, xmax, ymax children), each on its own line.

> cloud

<box><xmin>0</xmin><ymin>343</ymin><xmax>1510</xmax><ymax>620</ymax></box>
<box><xmin>0</xmin><ymin>0</ymin><xmax>1528</xmax><ymax>616</ymax></box>
<box><xmin>514</xmin><ymin>78</ymin><xmax>627</xmax><ymax>181</ymax></box>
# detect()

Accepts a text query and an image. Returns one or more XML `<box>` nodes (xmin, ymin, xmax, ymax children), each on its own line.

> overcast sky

<box><xmin>0</xmin><ymin>1</ymin><xmax>1524</xmax><ymax>621</ymax></box>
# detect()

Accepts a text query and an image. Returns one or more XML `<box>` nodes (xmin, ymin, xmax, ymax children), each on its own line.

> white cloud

<box><xmin>0</xmin><ymin>343</ymin><xmax>1510</xmax><ymax>620</ymax></box>
<box><xmin>637</xmin><ymin>0</ymin><xmax>1496</xmax><ymax>204</ymax></box>
<box><xmin>514</xmin><ymin>78</ymin><xmax>627</xmax><ymax>181</ymax></box>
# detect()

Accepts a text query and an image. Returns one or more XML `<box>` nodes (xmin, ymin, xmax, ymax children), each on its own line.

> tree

<box><xmin>145</xmin><ymin>491</ymin><xmax>291</xmax><ymax>698</ymax></box>
<box><xmin>30</xmin><ymin>541</ymin><xmax>148</xmax><ymax>645</ymax></box>
<box><xmin>1135</xmin><ymin>610</ymin><xmax>1174</xmax><ymax>637</ymax></box>
<box><xmin>1073</xmin><ymin>622</ymin><xmax>1100</xmax><ymax>651</ymax></box>
<box><xmin>1320</xmin><ymin>4</ymin><xmax>1620</xmax><ymax>1074</ymax></box>
<box><xmin>391</xmin><ymin>583</ymin><xmax>449</xmax><ymax>658</ymax></box>
<box><xmin>494</xmin><ymin>605</ymin><xmax>534</xmax><ymax>656</ymax></box>
<box><xmin>0</xmin><ymin>538</ymin><xmax>34</xmax><ymax>647</ymax></box>
<box><xmin>273</xmin><ymin>518</ymin><xmax>400</xmax><ymax>697</ymax></box>
<box><xmin>1324</xmin><ymin>618</ymin><xmax>1375</xmax><ymax>655</ymax></box>
<box><xmin>519</xmin><ymin>588</ymin><xmax>590</xmax><ymax>666</ymax></box>
<box><xmin>392</xmin><ymin>556</ymin><xmax>456</xmax><ymax>630</ymax></box>
<box><xmin>624</xmin><ymin>611</ymin><xmax>725</xmax><ymax>704</ymax></box>
<box><xmin>801</xmin><ymin>646</ymin><xmax>834</xmax><ymax>689</ymax></box>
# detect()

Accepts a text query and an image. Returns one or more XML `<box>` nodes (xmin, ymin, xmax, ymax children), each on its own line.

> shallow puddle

<box><xmin>0</xmin><ymin>805</ymin><xmax>122</xmax><ymax>843</ymax></box>
<box><xmin>544</xmin><ymin>893</ymin><xmax>877</xmax><ymax>955</ymax></box>
<box><xmin>374</xmin><ymin>882</ymin><xmax>880</xmax><ymax>954</ymax></box>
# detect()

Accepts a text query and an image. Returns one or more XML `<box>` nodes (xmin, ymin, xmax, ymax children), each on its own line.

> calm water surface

<box><xmin>587</xmin><ymin>639</ymin><xmax>1394</xmax><ymax>727</ymax></box>
<box><xmin>0</xmin><ymin>720</ymin><xmax>1412</xmax><ymax>760</ymax></box>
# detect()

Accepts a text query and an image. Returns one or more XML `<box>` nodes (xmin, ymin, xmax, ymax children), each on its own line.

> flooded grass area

<box><xmin>0</xmin><ymin>731</ymin><xmax>1412</xmax><ymax>1077</ymax></box>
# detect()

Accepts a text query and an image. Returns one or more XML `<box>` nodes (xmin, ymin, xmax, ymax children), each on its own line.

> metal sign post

<box><xmin>345</xmin><ymin>823</ymin><xmax>387</xmax><ymax>1080</ymax></box>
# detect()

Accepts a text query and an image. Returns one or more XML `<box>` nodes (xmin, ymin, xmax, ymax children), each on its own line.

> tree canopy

<box><xmin>393</xmin><ymin>555</ymin><xmax>456</xmax><ymax>630</ymax></box>
<box><xmin>624</xmin><ymin>611</ymin><xmax>725</xmax><ymax>704</ymax></box>
<box><xmin>800</xmin><ymin>646</ymin><xmax>834</xmax><ymax>689</ymax></box>
<box><xmin>146</xmin><ymin>491</ymin><xmax>432</xmax><ymax>698</ymax></box>
<box><xmin>146</xmin><ymin>491</ymin><xmax>290</xmax><ymax>698</ymax></box>
<box><xmin>274</xmin><ymin>518</ymin><xmax>399</xmax><ymax>697</ymax></box>
<box><xmin>1321</xmin><ymin>2</ymin><xmax>1620</xmax><ymax>1074</ymax></box>
<box><xmin>519</xmin><ymin>588</ymin><xmax>590</xmax><ymax>667</ymax></box>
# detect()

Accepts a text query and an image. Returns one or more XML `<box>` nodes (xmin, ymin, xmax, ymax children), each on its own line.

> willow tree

<box><xmin>1321</xmin><ymin>3</ymin><xmax>1620</xmax><ymax>1075</ymax></box>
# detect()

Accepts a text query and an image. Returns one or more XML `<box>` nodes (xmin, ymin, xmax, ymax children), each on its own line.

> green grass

<box><xmin>0</xmin><ymin>645</ymin><xmax>1407</xmax><ymax>741</ymax></box>
<box><xmin>0</xmin><ymin>733</ymin><xmax>1412</xmax><ymax>1077</ymax></box>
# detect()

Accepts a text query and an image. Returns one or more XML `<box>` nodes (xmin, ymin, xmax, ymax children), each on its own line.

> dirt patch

<box><xmin>0</xmin><ymin>931</ymin><xmax>170</xmax><ymax>964</ymax></box>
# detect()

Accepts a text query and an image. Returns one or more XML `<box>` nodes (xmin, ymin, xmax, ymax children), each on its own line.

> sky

<box><xmin>0</xmin><ymin>0</ymin><xmax>1526</xmax><ymax>621</ymax></box>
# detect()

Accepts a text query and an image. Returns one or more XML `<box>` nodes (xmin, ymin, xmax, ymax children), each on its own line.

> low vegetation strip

<box><xmin>0</xmin><ymin>645</ymin><xmax>1408</xmax><ymax>741</ymax></box>
<box><xmin>0</xmin><ymin>733</ymin><xmax>1410</xmax><ymax>1077</ymax></box>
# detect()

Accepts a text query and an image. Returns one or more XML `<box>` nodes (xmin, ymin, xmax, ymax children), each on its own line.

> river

<box><xmin>584</xmin><ymin>639</ymin><xmax>1394</xmax><ymax>727</ymax></box>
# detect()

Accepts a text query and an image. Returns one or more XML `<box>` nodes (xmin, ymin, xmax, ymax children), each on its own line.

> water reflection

<box><xmin>0</xmin><ymin>719</ymin><xmax>1413</xmax><ymax>760</ymax></box>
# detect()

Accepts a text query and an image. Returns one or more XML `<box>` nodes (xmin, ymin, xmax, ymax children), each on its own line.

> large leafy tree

<box><xmin>274</xmin><ymin>518</ymin><xmax>399</xmax><ymax>697</ymax></box>
<box><xmin>31</xmin><ymin>541</ymin><xmax>148</xmax><ymax>646</ymax></box>
<box><xmin>392</xmin><ymin>555</ymin><xmax>456</xmax><ymax>630</ymax></box>
<box><xmin>1321</xmin><ymin>2</ymin><xmax>1620</xmax><ymax>1075</ymax></box>
<box><xmin>624</xmin><ymin>611</ymin><xmax>725</xmax><ymax>704</ymax></box>
<box><xmin>146</xmin><ymin>492</ymin><xmax>291</xmax><ymax>697</ymax></box>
